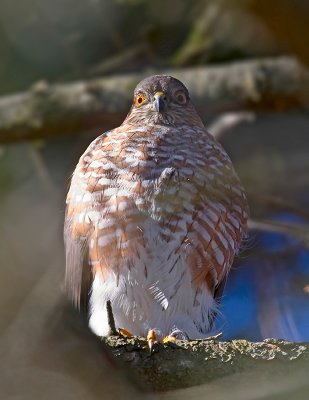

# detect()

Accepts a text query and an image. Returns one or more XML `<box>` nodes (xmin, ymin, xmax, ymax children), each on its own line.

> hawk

<box><xmin>64</xmin><ymin>75</ymin><xmax>248</xmax><ymax>343</ymax></box>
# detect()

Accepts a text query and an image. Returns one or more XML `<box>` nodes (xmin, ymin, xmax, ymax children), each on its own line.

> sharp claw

<box><xmin>147</xmin><ymin>329</ymin><xmax>157</xmax><ymax>353</ymax></box>
<box><xmin>118</xmin><ymin>328</ymin><xmax>133</xmax><ymax>337</ymax></box>
<box><xmin>148</xmin><ymin>339</ymin><xmax>155</xmax><ymax>354</ymax></box>
<box><xmin>162</xmin><ymin>335</ymin><xmax>176</xmax><ymax>344</ymax></box>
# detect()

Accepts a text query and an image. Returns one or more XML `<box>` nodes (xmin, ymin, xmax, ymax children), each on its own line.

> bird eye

<box><xmin>135</xmin><ymin>94</ymin><xmax>147</xmax><ymax>107</ymax></box>
<box><xmin>175</xmin><ymin>91</ymin><xmax>187</xmax><ymax>105</ymax></box>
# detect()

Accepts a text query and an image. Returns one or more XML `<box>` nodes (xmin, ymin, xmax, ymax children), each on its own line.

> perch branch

<box><xmin>103</xmin><ymin>335</ymin><xmax>308</xmax><ymax>391</ymax></box>
<box><xmin>0</xmin><ymin>56</ymin><xmax>308</xmax><ymax>143</ymax></box>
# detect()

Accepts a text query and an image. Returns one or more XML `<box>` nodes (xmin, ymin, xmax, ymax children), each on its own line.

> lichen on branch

<box><xmin>102</xmin><ymin>335</ymin><xmax>308</xmax><ymax>391</ymax></box>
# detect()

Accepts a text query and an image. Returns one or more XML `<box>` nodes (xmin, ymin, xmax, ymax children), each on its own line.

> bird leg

<box><xmin>106</xmin><ymin>300</ymin><xmax>133</xmax><ymax>337</ymax></box>
<box><xmin>106</xmin><ymin>300</ymin><xmax>118</xmax><ymax>335</ymax></box>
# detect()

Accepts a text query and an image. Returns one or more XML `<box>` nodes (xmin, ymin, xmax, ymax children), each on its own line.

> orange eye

<box><xmin>175</xmin><ymin>91</ymin><xmax>187</xmax><ymax>105</ymax></box>
<box><xmin>135</xmin><ymin>94</ymin><xmax>147</xmax><ymax>107</ymax></box>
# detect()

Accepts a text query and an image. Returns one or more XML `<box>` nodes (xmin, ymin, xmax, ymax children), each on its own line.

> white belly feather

<box><xmin>89</xmin><ymin>218</ymin><xmax>217</xmax><ymax>339</ymax></box>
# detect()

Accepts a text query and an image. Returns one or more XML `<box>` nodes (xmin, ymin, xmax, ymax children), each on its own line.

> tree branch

<box><xmin>207</xmin><ymin>111</ymin><xmax>256</xmax><ymax>140</ymax></box>
<box><xmin>0</xmin><ymin>56</ymin><xmax>308</xmax><ymax>143</ymax></box>
<box><xmin>247</xmin><ymin>191</ymin><xmax>309</xmax><ymax>220</ymax></box>
<box><xmin>102</xmin><ymin>335</ymin><xmax>308</xmax><ymax>391</ymax></box>
<box><xmin>248</xmin><ymin>218</ymin><xmax>309</xmax><ymax>247</ymax></box>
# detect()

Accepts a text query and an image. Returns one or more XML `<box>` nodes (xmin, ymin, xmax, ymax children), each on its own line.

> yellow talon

<box><xmin>118</xmin><ymin>328</ymin><xmax>133</xmax><ymax>337</ymax></box>
<box><xmin>147</xmin><ymin>329</ymin><xmax>157</xmax><ymax>353</ymax></box>
<box><xmin>162</xmin><ymin>335</ymin><xmax>176</xmax><ymax>344</ymax></box>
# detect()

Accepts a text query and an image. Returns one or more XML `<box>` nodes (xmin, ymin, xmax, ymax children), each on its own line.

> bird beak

<box><xmin>153</xmin><ymin>92</ymin><xmax>166</xmax><ymax>113</ymax></box>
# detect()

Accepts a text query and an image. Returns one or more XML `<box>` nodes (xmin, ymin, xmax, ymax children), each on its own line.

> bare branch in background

<box><xmin>248</xmin><ymin>218</ymin><xmax>309</xmax><ymax>247</ymax></box>
<box><xmin>207</xmin><ymin>111</ymin><xmax>255</xmax><ymax>140</ymax></box>
<box><xmin>87</xmin><ymin>43</ymin><xmax>146</xmax><ymax>77</ymax></box>
<box><xmin>0</xmin><ymin>56</ymin><xmax>307</xmax><ymax>143</ymax></box>
<box><xmin>247</xmin><ymin>192</ymin><xmax>309</xmax><ymax>220</ymax></box>
<box><xmin>27</xmin><ymin>144</ymin><xmax>56</xmax><ymax>196</ymax></box>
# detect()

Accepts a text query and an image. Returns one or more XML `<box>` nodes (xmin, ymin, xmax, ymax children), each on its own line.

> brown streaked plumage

<box><xmin>64</xmin><ymin>75</ymin><xmax>249</xmax><ymax>339</ymax></box>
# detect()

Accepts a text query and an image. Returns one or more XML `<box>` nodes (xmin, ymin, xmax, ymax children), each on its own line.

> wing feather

<box><xmin>64</xmin><ymin>208</ymin><xmax>92</xmax><ymax>311</ymax></box>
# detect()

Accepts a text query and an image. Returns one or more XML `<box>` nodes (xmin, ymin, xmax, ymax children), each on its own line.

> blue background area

<box><xmin>215</xmin><ymin>213</ymin><xmax>309</xmax><ymax>342</ymax></box>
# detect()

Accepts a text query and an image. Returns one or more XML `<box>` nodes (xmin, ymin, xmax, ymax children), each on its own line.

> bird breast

<box><xmin>67</xmin><ymin>123</ymin><xmax>248</xmax><ymax>292</ymax></box>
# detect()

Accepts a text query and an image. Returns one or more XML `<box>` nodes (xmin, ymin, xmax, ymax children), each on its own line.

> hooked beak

<box><xmin>153</xmin><ymin>92</ymin><xmax>166</xmax><ymax>113</ymax></box>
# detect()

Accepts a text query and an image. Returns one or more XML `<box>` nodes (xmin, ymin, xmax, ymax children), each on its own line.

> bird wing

<box><xmin>64</xmin><ymin>129</ymin><xmax>143</xmax><ymax>309</ymax></box>
<box><xmin>64</xmin><ymin>135</ymin><xmax>105</xmax><ymax>310</ymax></box>
<box><xmin>64</xmin><ymin>207</ymin><xmax>92</xmax><ymax>310</ymax></box>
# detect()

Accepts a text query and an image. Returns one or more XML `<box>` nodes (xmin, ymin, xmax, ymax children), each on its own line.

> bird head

<box><xmin>124</xmin><ymin>75</ymin><xmax>204</xmax><ymax>128</ymax></box>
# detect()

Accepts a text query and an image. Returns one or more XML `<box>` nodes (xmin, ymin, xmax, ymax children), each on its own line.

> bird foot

<box><xmin>161</xmin><ymin>334</ymin><xmax>177</xmax><ymax>344</ymax></box>
<box><xmin>158</xmin><ymin>328</ymin><xmax>190</xmax><ymax>347</ymax></box>
<box><xmin>169</xmin><ymin>328</ymin><xmax>190</xmax><ymax>340</ymax></box>
<box><xmin>118</xmin><ymin>328</ymin><xmax>133</xmax><ymax>337</ymax></box>
<box><xmin>147</xmin><ymin>329</ymin><xmax>158</xmax><ymax>354</ymax></box>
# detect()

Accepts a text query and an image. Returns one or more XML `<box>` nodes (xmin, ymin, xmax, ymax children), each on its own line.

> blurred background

<box><xmin>0</xmin><ymin>0</ymin><xmax>308</xmax><ymax>399</ymax></box>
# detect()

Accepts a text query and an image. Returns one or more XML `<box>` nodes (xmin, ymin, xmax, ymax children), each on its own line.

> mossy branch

<box><xmin>102</xmin><ymin>335</ymin><xmax>308</xmax><ymax>391</ymax></box>
<box><xmin>0</xmin><ymin>56</ymin><xmax>308</xmax><ymax>143</ymax></box>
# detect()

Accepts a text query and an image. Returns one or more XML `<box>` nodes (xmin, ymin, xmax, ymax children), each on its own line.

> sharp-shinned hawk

<box><xmin>64</xmin><ymin>75</ymin><xmax>249</xmax><ymax>341</ymax></box>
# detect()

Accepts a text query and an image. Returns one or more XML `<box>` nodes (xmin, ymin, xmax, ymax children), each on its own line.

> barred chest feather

<box><xmin>66</xmin><ymin>123</ymin><xmax>248</xmax><ymax>338</ymax></box>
